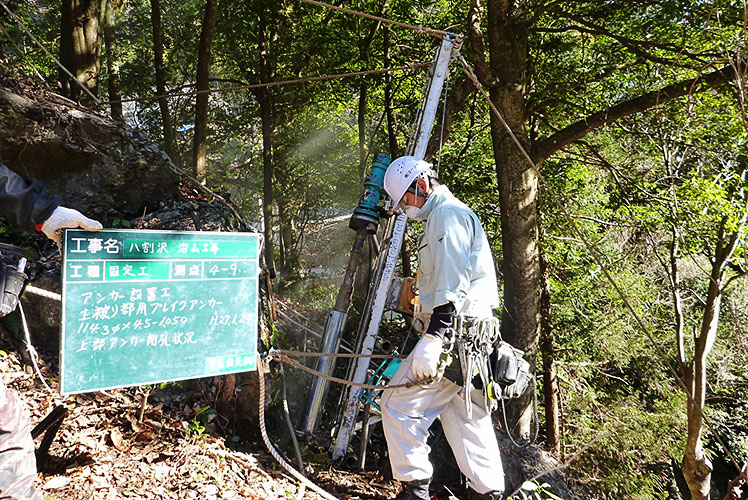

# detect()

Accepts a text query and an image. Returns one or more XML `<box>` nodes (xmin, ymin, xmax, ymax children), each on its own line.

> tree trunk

<box><xmin>539</xmin><ymin>247</ymin><xmax>560</xmax><ymax>454</ymax></box>
<box><xmin>683</xmin><ymin>335</ymin><xmax>712</xmax><ymax>500</ymax></box>
<box><xmin>192</xmin><ymin>0</ymin><xmax>219</xmax><ymax>183</ymax></box>
<box><xmin>681</xmin><ymin>227</ymin><xmax>738</xmax><ymax>500</ymax></box>
<box><xmin>150</xmin><ymin>0</ymin><xmax>176</xmax><ymax>159</ymax></box>
<box><xmin>276</xmin><ymin>199</ymin><xmax>298</xmax><ymax>276</ymax></box>
<box><xmin>383</xmin><ymin>28</ymin><xmax>399</xmax><ymax>159</ymax></box>
<box><xmin>256</xmin><ymin>7</ymin><xmax>275</xmax><ymax>275</ymax></box>
<box><xmin>60</xmin><ymin>0</ymin><xmax>103</xmax><ymax>101</ymax></box>
<box><xmin>486</xmin><ymin>0</ymin><xmax>538</xmax><ymax>437</ymax></box>
<box><xmin>358</xmin><ymin>81</ymin><xmax>368</xmax><ymax>180</ymax></box>
<box><xmin>356</xmin><ymin>6</ymin><xmax>383</xmax><ymax>179</ymax></box>
<box><xmin>103</xmin><ymin>0</ymin><xmax>122</xmax><ymax>120</ymax></box>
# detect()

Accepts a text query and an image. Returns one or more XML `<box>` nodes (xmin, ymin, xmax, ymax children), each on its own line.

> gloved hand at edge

<box><xmin>410</xmin><ymin>302</ymin><xmax>456</xmax><ymax>380</ymax></box>
<box><xmin>40</xmin><ymin>206</ymin><xmax>103</xmax><ymax>242</ymax></box>
<box><xmin>410</xmin><ymin>333</ymin><xmax>443</xmax><ymax>380</ymax></box>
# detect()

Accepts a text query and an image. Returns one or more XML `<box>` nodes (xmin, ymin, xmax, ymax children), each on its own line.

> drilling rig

<box><xmin>298</xmin><ymin>33</ymin><xmax>464</xmax><ymax>464</ymax></box>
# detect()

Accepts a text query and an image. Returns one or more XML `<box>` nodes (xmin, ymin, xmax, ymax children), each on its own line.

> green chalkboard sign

<box><xmin>60</xmin><ymin>229</ymin><xmax>261</xmax><ymax>394</ymax></box>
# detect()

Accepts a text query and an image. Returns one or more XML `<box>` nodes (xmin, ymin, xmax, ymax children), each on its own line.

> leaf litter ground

<box><xmin>0</xmin><ymin>328</ymin><xmax>400</xmax><ymax>500</ymax></box>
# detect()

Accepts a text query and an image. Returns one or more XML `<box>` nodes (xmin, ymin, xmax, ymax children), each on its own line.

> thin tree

<box><xmin>192</xmin><ymin>0</ymin><xmax>219</xmax><ymax>183</ymax></box>
<box><xmin>150</xmin><ymin>0</ymin><xmax>176</xmax><ymax>159</ymax></box>
<box><xmin>255</xmin><ymin>4</ymin><xmax>276</xmax><ymax>275</ymax></box>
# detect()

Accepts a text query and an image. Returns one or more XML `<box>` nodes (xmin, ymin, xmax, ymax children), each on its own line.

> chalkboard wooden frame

<box><xmin>60</xmin><ymin>229</ymin><xmax>261</xmax><ymax>394</ymax></box>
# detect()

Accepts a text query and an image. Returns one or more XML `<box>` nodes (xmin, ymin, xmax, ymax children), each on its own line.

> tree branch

<box><xmin>548</xmin><ymin>10</ymin><xmax>717</xmax><ymax>63</ymax></box>
<box><xmin>532</xmin><ymin>64</ymin><xmax>738</xmax><ymax>164</ymax></box>
<box><xmin>723</xmin><ymin>270</ymin><xmax>748</xmax><ymax>291</ymax></box>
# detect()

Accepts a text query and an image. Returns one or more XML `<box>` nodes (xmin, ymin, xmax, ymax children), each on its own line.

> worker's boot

<box><xmin>394</xmin><ymin>478</ymin><xmax>430</xmax><ymax>500</ymax></box>
<box><xmin>467</xmin><ymin>488</ymin><xmax>504</xmax><ymax>500</ymax></box>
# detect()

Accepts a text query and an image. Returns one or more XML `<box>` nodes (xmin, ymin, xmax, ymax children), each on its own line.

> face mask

<box><xmin>404</xmin><ymin>205</ymin><xmax>422</xmax><ymax>220</ymax></box>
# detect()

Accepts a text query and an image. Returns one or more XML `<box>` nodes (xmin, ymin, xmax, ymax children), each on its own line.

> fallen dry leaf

<box><xmin>43</xmin><ymin>476</ymin><xmax>70</xmax><ymax>489</ymax></box>
<box><xmin>110</xmin><ymin>427</ymin><xmax>127</xmax><ymax>451</ymax></box>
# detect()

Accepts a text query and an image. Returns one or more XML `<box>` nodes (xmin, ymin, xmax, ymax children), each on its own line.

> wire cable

<box><xmin>258</xmin><ymin>356</ymin><xmax>339</xmax><ymax>500</ymax></box>
<box><xmin>297</xmin><ymin>0</ymin><xmax>448</xmax><ymax>39</ymax></box>
<box><xmin>436</xmin><ymin>65</ymin><xmax>450</xmax><ymax>176</ymax></box>
<box><xmin>107</xmin><ymin>64</ymin><xmax>431</xmax><ymax>106</ymax></box>
<box><xmin>18</xmin><ymin>302</ymin><xmax>54</xmax><ymax>394</ymax></box>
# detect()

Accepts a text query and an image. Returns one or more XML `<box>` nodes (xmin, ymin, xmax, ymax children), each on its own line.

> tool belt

<box><xmin>442</xmin><ymin>315</ymin><xmax>531</xmax><ymax>418</ymax></box>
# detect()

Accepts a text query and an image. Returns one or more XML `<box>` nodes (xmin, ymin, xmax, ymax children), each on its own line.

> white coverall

<box><xmin>381</xmin><ymin>185</ymin><xmax>504</xmax><ymax>494</ymax></box>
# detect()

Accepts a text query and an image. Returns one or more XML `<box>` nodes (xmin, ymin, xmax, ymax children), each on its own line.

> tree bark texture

<box><xmin>532</xmin><ymin>64</ymin><xmax>738</xmax><ymax>165</ymax></box>
<box><xmin>150</xmin><ymin>0</ymin><xmax>176</xmax><ymax>160</ymax></box>
<box><xmin>485</xmin><ymin>0</ymin><xmax>539</xmax><ymax>437</ymax></box>
<box><xmin>256</xmin><ymin>7</ymin><xmax>276</xmax><ymax>274</ymax></box>
<box><xmin>103</xmin><ymin>0</ymin><xmax>122</xmax><ymax>121</ymax></box>
<box><xmin>539</xmin><ymin>248</ymin><xmax>560</xmax><ymax>454</ymax></box>
<box><xmin>192</xmin><ymin>0</ymin><xmax>219</xmax><ymax>183</ymax></box>
<box><xmin>60</xmin><ymin>0</ymin><xmax>103</xmax><ymax>101</ymax></box>
<box><xmin>468</xmin><ymin>0</ymin><xmax>741</xmax><ymax>439</ymax></box>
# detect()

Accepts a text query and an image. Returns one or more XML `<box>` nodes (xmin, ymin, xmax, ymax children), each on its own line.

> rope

<box><xmin>257</xmin><ymin>356</ymin><xmax>340</xmax><ymax>500</ymax></box>
<box><xmin>0</xmin><ymin>0</ymin><xmax>99</xmax><ymax>104</ymax></box>
<box><xmin>274</xmin><ymin>349</ymin><xmax>400</xmax><ymax>360</ymax></box>
<box><xmin>297</xmin><ymin>0</ymin><xmax>448</xmax><ymax>39</ymax></box>
<box><xmin>267</xmin><ymin>351</ymin><xmax>433</xmax><ymax>390</ymax></box>
<box><xmin>457</xmin><ymin>54</ymin><xmax>744</xmax><ymax>474</ymax></box>
<box><xmin>107</xmin><ymin>64</ymin><xmax>431</xmax><ymax>106</ymax></box>
<box><xmin>25</xmin><ymin>284</ymin><xmax>61</xmax><ymax>302</ymax></box>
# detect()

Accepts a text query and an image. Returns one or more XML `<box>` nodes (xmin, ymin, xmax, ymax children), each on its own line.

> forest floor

<box><xmin>1</xmin><ymin>326</ymin><xmax>400</xmax><ymax>500</ymax></box>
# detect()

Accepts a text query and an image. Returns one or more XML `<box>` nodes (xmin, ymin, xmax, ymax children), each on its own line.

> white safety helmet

<box><xmin>383</xmin><ymin>156</ymin><xmax>434</xmax><ymax>204</ymax></box>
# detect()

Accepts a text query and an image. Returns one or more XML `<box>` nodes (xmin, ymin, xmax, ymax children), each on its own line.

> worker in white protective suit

<box><xmin>380</xmin><ymin>156</ymin><xmax>504</xmax><ymax>500</ymax></box>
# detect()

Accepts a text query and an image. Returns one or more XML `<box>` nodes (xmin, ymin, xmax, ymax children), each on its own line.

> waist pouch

<box><xmin>489</xmin><ymin>341</ymin><xmax>531</xmax><ymax>399</ymax></box>
<box><xmin>441</xmin><ymin>317</ymin><xmax>531</xmax><ymax>400</ymax></box>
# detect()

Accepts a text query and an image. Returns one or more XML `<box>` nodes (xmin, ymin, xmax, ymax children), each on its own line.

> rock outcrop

<box><xmin>0</xmin><ymin>73</ymin><xmax>179</xmax><ymax>220</ymax></box>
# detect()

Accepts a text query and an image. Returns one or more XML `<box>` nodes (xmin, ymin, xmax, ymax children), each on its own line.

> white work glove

<box><xmin>410</xmin><ymin>333</ymin><xmax>443</xmax><ymax>380</ymax></box>
<box><xmin>41</xmin><ymin>206</ymin><xmax>103</xmax><ymax>242</ymax></box>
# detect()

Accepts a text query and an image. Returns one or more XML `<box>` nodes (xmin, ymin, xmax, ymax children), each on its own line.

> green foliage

<box><xmin>509</xmin><ymin>481</ymin><xmax>565</xmax><ymax>500</ymax></box>
<box><xmin>2</xmin><ymin>0</ymin><xmax>746</xmax><ymax>497</ymax></box>
<box><xmin>541</xmin><ymin>75</ymin><xmax>747</xmax><ymax>496</ymax></box>
<box><xmin>185</xmin><ymin>405</ymin><xmax>216</xmax><ymax>439</ymax></box>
